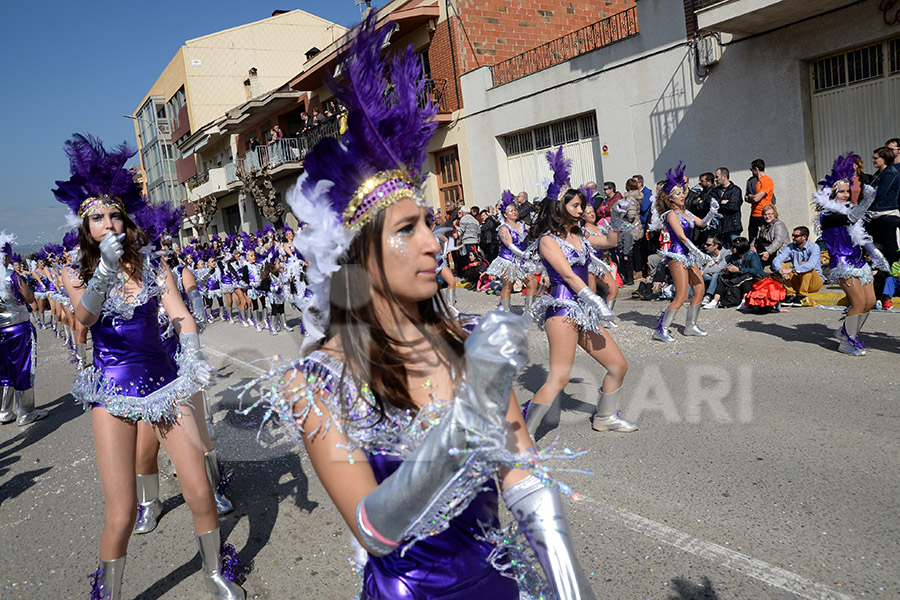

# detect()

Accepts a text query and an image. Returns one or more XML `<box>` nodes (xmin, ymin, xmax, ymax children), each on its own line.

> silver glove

<box><xmin>589</xmin><ymin>254</ymin><xmax>614</xmax><ymax>275</ymax></box>
<box><xmin>179</xmin><ymin>332</ymin><xmax>215</xmax><ymax>387</ymax></box>
<box><xmin>699</xmin><ymin>199</ymin><xmax>719</xmax><ymax>228</ymax></box>
<box><xmin>864</xmin><ymin>242</ymin><xmax>890</xmax><ymax>271</ymax></box>
<box><xmin>502</xmin><ymin>475</ymin><xmax>596</xmax><ymax>600</ymax></box>
<box><xmin>356</xmin><ymin>311</ymin><xmax>530</xmax><ymax>556</ymax></box>
<box><xmin>849</xmin><ymin>184</ymin><xmax>876</xmax><ymax>223</ymax></box>
<box><xmin>576</xmin><ymin>287</ymin><xmax>615</xmax><ymax>320</ymax></box>
<box><xmin>79</xmin><ymin>232</ymin><xmax>124</xmax><ymax>315</ymax></box>
<box><xmin>509</xmin><ymin>244</ymin><xmax>529</xmax><ymax>260</ymax></box>
<box><xmin>607</xmin><ymin>199</ymin><xmax>631</xmax><ymax>231</ymax></box>
<box><xmin>188</xmin><ymin>289</ymin><xmax>206</xmax><ymax>324</ymax></box>
<box><xmin>684</xmin><ymin>239</ymin><xmax>714</xmax><ymax>267</ymax></box>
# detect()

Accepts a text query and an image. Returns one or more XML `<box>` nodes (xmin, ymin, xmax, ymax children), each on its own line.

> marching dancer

<box><xmin>652</xmin><ymin>163</ymin><xmax>719</xmax><ymax>342</ymax></box>
<box><xmin>582</xmin><ymin>200</ymin><xmax>620</xmax><ymax>326</ymax></box>
<box><xmin>1</xmin><ymin>232</ymin><xmax>47</xmax><ymax>426</ymax></box>
<box><xmin>243</xmin><ymin>17</ymin><xmax>595</xmax><ymax>599</ymax></box>
<box><xmin>485</xmin><ymin>190</ymin><xmax>538</xmax><ymax>312</ymax></box>
<box><xmin>523</xmin><ymin>147</ymin><xmax>635</xmax><ymax>436</ymax></box>
<box><xmin>54</xmin><ymin>134</ymin><xmax>244</xmax><ymax>600</ymax></box>
<box><xmin>814</xmin><ymin>154</ymin><xmax>889</xmax><ymax>355</ymax></box>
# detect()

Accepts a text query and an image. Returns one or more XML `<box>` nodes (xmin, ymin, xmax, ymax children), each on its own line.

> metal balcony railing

<box><xmin>423</xmin><ymin>78</ymin><xmax>450</xmax><ymax>113</ymax></box>
<box><xmin>238</xmin><ymin>118</ymin><xmax>343</xmax><ymax>176</ymax></box>
<box><xmin>491</xmin><ymin>6</ymin><xmax>639</xmax><ymax>87</ymax></box>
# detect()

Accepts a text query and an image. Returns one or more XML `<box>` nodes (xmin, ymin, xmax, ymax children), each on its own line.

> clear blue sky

<box><xmin>0</xmin><ymin>1</ymin><xmax>380</xmax><ymax>249</ymax></box>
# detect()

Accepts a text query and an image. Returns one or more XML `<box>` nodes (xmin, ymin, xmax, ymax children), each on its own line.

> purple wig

<box><xmin>663</xmin><ymin>161</ymin><xmax>686</xmax><ymax>195</ymax></box>
<box><xmin>545</xmin><ymin>147</ymin><xmax>572</xmax><ymax>201</ymax></box>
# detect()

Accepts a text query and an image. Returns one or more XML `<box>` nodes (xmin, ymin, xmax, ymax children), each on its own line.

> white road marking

<box><xmin>204</xmin><ymin>345</ymin><xmax>857</xmax><ymax>600</ymax></box>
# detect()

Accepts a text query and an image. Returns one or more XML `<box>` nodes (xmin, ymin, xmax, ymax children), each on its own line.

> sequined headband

<box><xmin>342</xmin><ymin>169</ymin><xmax>425</xmax><ymax>231</ymax></box>
<box><xmin>78</xmin><ymin>195</ymin><xmax>126</xmax><ymax>219</ymax></box>
<box><xmin>556</xmin><ymin>183</ymin><xmax>572</xmax><ymax>201</ymax></box>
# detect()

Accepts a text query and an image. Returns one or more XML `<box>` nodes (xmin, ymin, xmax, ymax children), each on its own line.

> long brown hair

<box><xmin>78</xmin><ymin>213</ymin><xmax>148</xmax><ymax>285</ymax></box>
<box><xmin>655</xmin><ymin>188</ymin><xmax>680</xmax><ymax>218</ymax></box>
<box><xmin>314</xmin><ymin>208</ymin><xmax>466</xmax><ymax>417</ymax></box>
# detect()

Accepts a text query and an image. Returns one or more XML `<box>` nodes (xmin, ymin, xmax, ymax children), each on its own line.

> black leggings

<box><xmin>251</xmin><ymin>297</ymin><xmax>262</xmax><ymax>311</ymax></box>
<box><xmin>271</xmin><ymin>302</ymin><xmax>284</xmax><ymax>316</ymax></box>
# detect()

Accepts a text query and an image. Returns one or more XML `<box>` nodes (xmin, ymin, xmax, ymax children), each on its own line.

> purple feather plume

<box><xmin>500</xmin><ymin>189</ymin><xmax>515</xmax><ymax>213</ymax></box>
<box><xmin>302</xmin><ymin>12</ymin><xmax>438</xmax><ymax>215</ymax></box>
<box><xmin>663</xmin><ymin>161</ymin><xmax>686</xmax><ymax>195</ymax></box>
<box><xmin>43</xmin><ymin>243</ymin><xmax>64</xmax><ymax>258</ymax></box>
<box><xmin>545</xmin><ymin>146</ymin><xmax>572</xmax><ymax>200</ymax></box>
<box><xmin>33</xmin><ymin>248</ymin><xmax>48</xmax><ymax>261</ymax></box>
<box><xmin>134</xmin><ymin>203</ymin><xmax>184</xmax><ymax>248</ymax></box>
<box><xmin>219</xmin><ymin>542</ymin><xmax>240</xmax><ymax>581</ymax></box>
<box><xmin>819</xmin><ymin>153</ymin><xmax>858</xmax><ymax>190</ymax></box>
<box><xmin>52</xmin><ymin>134</ymin><xmax>145</xmax><ymax>219</ymax></box>
<box><xmin>62</xmin><ymin>229</ymin><xmax>79</xmax><ymax>251</ymax></box>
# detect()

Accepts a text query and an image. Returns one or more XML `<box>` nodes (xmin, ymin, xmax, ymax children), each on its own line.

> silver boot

<box><xmin>651</xmin><ymin>308</ymin><xmax>679</xmax><ymax>342</ymax></box>
<box><xmin>253</xmin><ymin>309</ymin><xmax>263</xmax><ymax>332</ymax></box>
<box><xmin>238</xmin><ymin>309</ymin><xmax>250</xmax><ymax>328</ymax></box>
<box><xmin>592</xmin><ymin>387</ymin><xmax>637</xmax><ymax>432</ymax></box>
<box><xmin>837</xmin><ymin>313</ymin><xmax>866</xmax><ymax>356</ymax></box>
<box><xmin>91</xmin><ymin>555</ymin><xmax>126</xmax><ymax>600</ymax></box>
<box><xmin>0</xmin><ymin>386</ymin><xmax>15</xmax><ymax>424</ymax></box>
<box><xmin>605</xmin><ymin>298</ymin><xmax>619</xmax><ymax>328</ymax></box>
<box><xmin>205</xmin><ymin>449</ymin><xmax>234</xmax><ymax>515</ymax></box>
<box><xmin>524</xmin><ymin>401</ymin><xmax>552</xmax><ymax>436</ymax></box>
<box><xmin>683</xmin><ymin>304</ymin><xmax>708</xmax><ymax>336</ymax></box>
<box><xmin>500</xmin><ymin>297</ymin><xmax>511</xmax><ymax>312</ymax></box>
<box><xmin>279</xmin><ymin>313</ymin><xmax>293</xmax><ymax>332</ymax></box>
<box><xmin>203</xmin><ymin>390</ymin><xmax>218</xmax><ymax>441</ymax></box>
<box><xmin>447</xmin><ymin>285</ymin><xmax>456</xmax><ymax>306</ymax></box>
<box><xmin>75</xmin><ymin>342</ymin><xmax>87</xmax><ymax>370</ymax></box>
<box><xmin>133</xmin><ymin>473</ymin><xmax>163</xmax><ymax>534</ymax></box>
<box><xmin>197</xmin><ymin>528</ymin><xmax>245</xmax><ymax>599</ymax></box>
<box><xmin>523</xmin><ymin>294</ymin><xmax>533</xmax><ymax>315</ymax></box>
<box><xmin>15</xmin><ymin>388</ymin><xmax>47</xmax><ymax>426</ymax></box>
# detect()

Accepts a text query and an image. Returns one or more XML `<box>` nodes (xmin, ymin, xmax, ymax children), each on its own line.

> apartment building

<box><xmin>130</xmin><ymin>9</ymin><xmax>345</xmax><ymax>222</ymax></box>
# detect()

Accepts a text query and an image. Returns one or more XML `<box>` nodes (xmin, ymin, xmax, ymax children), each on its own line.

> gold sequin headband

<box><xmin>77</xmin><ymin>195</ymin><xmax>125</xmax><ymax>219</ymax></box>
<box><xmin>342</xmin><ymin>169</ymin><xmax>426</xmax><ymax>231</ymax></box>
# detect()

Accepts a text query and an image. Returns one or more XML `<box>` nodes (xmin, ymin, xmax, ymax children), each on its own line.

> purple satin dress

<box><xmin>820</xmin><ymin>213</ymin><xmax>870</xmax><ymax>283</ymax></box>
<box><xmin>486</xmin><ymin>224</ymin><xmax>529</xmax><ymax>283</ymax></box>
<box><xmin>1</xmin><ymin>272</ymin><xmax>36</xmax><ymax>391</ymax></box>
<box><xmin>362</xmin><ymin>454</ymin><xmax>517</xmax><ymax>600</ymax></box>
<box><xmin>71</xmin><ymin>257</ymin><xmax>198</xmax><ymax>423</ymax></box>
<box><xmin>660</xmin><ymin>211</ymin><xmax>699</xmax><ymax>267</ymax></box>
<box><xmin>497</xmin><ymin>224</ymin><xmax>527</xmax><ymax>261</ymax></box>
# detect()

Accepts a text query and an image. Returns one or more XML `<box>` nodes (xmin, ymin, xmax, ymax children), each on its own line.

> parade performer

<box><xmin>485</xmin><ymin>190</ymin><xmax>539</xmax><ymax>312</ymax></box>
<box><xmin>522</xmin><ymin>147</ymin><xmax>635</xmax><ymax>436</ymax></box>
<box><xmin>244</xmin><ymin>250</ymin><xmax>267</xmax><ymax>331</ymax></box>
<box><xmin>241</xmin><ymin>16</ymin><xmax>595</xmax><ymax>599</ymax></box>
<box><xmin>582</xmin><ymin>198</ymin><xmax>620</xmax><ymax>327</ymax></box>
<box><xmin>1</xmin><ymin>232</ymin><xmax>47</xmax><ymax>426</ymax></box>
<box><xmin>652</xmin><ymin>163</ymin><xmax>719</xmax><ymax>342</ymax></box>
<box><xmin>54</xmin><ymin>134</ymin><xmax>244</xmax><ymax>600</ymax></box>
<box><xmin>814</xmin><ymin>154</ymin><xmax>889</xmax><ymax>356</ymax></box>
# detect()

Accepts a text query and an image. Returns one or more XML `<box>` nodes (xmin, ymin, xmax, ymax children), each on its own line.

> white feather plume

<box><xmin>286</xmin><ymin>174</ymin><xmax>354</xmax><ymax>351</ymax></box>
<box><xmin>0</xmin><ymin>230</ymin><xmax>16</xmax><ymax>302</ymax></box>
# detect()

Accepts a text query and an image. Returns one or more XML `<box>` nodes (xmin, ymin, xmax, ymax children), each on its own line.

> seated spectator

<box><xmin>772</xmin><ymin>226</ymin><xmax>823</xmax><ymax>306</ymax></box>
<box><xmin>876</xmin><ymin>257</ymin><xmax>899</xmax><ymax>311</ymax></box>
<box><xmin>700</xmin><ymin>236</ymin><xmax>731</xmax><ymax>308</ymax></box>
<box><xmin>704</xmin><ymin>237</ymin><xmax>764</xmax><ymax>308</ymax></box>
<box><xmin>754</xmin><ymin>204</ymin><xmax>788</xmax><ymax>267</ymax></box>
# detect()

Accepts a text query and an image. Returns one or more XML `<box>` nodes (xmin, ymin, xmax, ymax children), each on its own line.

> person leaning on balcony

<box><xmin>273</xmin><ymin>125</ymin><xmax>283</xmax><ymax>141</ymax></box>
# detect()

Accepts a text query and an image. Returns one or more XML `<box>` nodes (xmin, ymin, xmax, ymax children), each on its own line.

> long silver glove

<box><xmin>508</xmin><ymin>244</ymin><xmax>530</xmax><ymax>260</ymax></box>
<box><xmin>80</xmin><ymin>232</ymin><xmax>123</xmax><ymax>315</ymax></box>
<box><xmin>356</xmin><ymin>311</ymin><xmax>530</xmax><ymax>556</ymax></box>
<box><xmin>589</xmin><ymin>254</ymin><xmax>614</xmax><ymax>275</ymax></box>
<box><xmin>699</xmin><ymin>199</ymin><xmax>719</xmax><ymax>228</ymax></box>
<box><xmin>576</xmin><ymin>286</ymin><xmax>615</xmax><ymax>321</ymax></box>
<box><xmin>503</xmin><ymin>475</ymin><xmax>596</xmax><ymax>600</ymax></box>
<box><xmin>188</xmin><ymin>289</ymin><xmax>206</xmax><ymax>324</ymax></box>
<box><xmin>179</xmin><ymin>332</ymin><xmax>215</xmax><ymax>387</ymax></box>
<box><xmin>607</xmin><ymin>199</ymin><xmax>631</xmax><ymax>231</ymax></box>
<box><xmin>683</xmin><ymin>238</ymin><xmax>714</xmax><ymax>267</ymax></box>
<box><xmin>864</xmin><ymin>242</ymin><xmax>890</xmax><ymax>271</ymax></box>
<box><xmin>849</xmin><ymin>184</ymin><xmax>876</xmax><ymax>223</ymax></box>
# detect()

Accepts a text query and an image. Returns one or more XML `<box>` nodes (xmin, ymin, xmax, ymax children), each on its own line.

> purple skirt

<box><xmin>0</xmin><ymin>321</ymin><xmax>35</xmax><ymax>391</ymax></box>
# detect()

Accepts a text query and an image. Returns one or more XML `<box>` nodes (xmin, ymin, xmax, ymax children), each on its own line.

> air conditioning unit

<box><xmin>697</xmin><ymin>35</ymin><xmax>722</xmax><ymax>67</ymax></box>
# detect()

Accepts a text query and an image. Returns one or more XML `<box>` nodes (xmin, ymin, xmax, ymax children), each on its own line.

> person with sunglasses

<box><xmin>699</xmin><ymin>237</ymin><xmax>730</xmax><ymax>309</ymax></box>
<box><xmin>772</xmin><ymin>226</ymin><xmax>823</xmax><ymax>306</ymax></box>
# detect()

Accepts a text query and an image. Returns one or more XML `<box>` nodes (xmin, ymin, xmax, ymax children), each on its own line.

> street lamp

<box><xmin>123</xmin><ymin>114</ymin><xmax>178</xmax><ymax>205</ymax></box>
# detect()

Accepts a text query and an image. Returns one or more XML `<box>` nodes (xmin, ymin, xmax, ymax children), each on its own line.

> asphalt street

<box><xmin>1</xmin><ymin>287</ymin><xmax>898</xmax><ymax>600</ymax></box>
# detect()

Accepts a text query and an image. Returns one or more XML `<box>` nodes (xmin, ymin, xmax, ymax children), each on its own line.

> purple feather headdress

<box><xmin>545</xmin><ymin>147</ymin><xmax>572</xmax><ymax>201</ymax></box>
<box><xmin>9</xmin><ymin>252</ymin><xmax>23</xmax><ymax>264</ymax></box>
<box><xmin>33</xmin><ymin>248</ymin><xmax>48</xmax><ymax>262</ymax></box>
<box><xmin>52</xmin><ymin>134</ymin><xmax>146</xmax><ymax>228</ymax></box>
<box><xmin>62</xmin><ymin>229</ymin><xmax>79</xmax><ymax>251</ymax></box>
<box><xmin>43</xmin><ymin>243</ymin><xmax>64</xmax><ymax>258</ymax></box>
<box><xmin>285</xmin><ymin>12</ymin><xmax>439</xmax><ymax>349</ymax></box>
<box><xmin>134</xmin><ymin>202</ymin><xmax>184</xmax><ymax>249</ymax></box>
<box><xmin>663</xmin><ymin>161</ymin><xmax>687</xmax><ymax>195</ymax></box>
<box><xmin>500</xmin><ymin>190</ymin><xmax>515</xmax><ymax>214</ymax></box>
<box><xmin>819</xmin><ymin>153</ymin><xmax>858</xmax><ymax>190</ymax></box>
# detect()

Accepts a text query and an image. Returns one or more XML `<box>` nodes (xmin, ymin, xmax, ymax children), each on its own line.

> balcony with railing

<box><xmin>491</xmin><ymin>7</ymin><xmax>638</xmax><ymax>87</ymax></box>
<box><xmin>186</xmin><ymin>165</ymin><xmax>231</xmax><ymax>202</ymax></box>
<box><xmin>692</xmin><ymin>0</ymin><xmax>855</xmax><ymax>35</ymax></box>
<box><xmin>238</xmin><ymin>118</ymin><xmax>342</xmax><ymax>177</ymax></box>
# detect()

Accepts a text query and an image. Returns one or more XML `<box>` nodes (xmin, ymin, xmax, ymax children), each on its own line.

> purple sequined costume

<box><xmin>1</xmin><ymin>272</ymin><xmax>36</xmax><ymax>391</ymax></box>
<box><xmin>819</xmin><ymin>213</ymin><xmax>873</xmax><ymax>285</ymax></box>
<box><xmin>485</xmin><ymin>223</ymin><xmax>531</xmax><ymax>283</ymax></box>
<box><xmin>529</xmin><ymin>234</ymin><xmax>609</xmax><ymax>334</ymax></box>
<box><xmin>71</xmin><ymin>256</ymin><xmax>201</xmax><ymax>423</ymax></box>
<box><xmin>658</xmin><ymin>210</ymin><xmax>702</xmax><ymax>268</ymax></box>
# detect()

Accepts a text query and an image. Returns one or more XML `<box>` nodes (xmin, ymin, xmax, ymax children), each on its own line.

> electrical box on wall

<box><xmin>697</xmin><ymin>35</ymin><xmax>722</xmax><ymax>67</ymax></box>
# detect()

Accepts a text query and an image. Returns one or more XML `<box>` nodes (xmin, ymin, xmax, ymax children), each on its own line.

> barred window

<box><xmin>580</xmin><ymin>115</ymin><xmax>598</xmax><ymax>138</ymax></box>
<box><xmin>505</xmin><ymin>131</ymin><xmax>534</xmax><ymax>156</ymax></box>
<box><xmin>846</xmin><ymin>44</ymin><xmax>883</xmax><ymax>84</ymax></box>
<box><xmin>889</xmin><ymin>38</ymin><xmax>899</xmax><ymax>75</ymax></box>
<box><xmin>534</xmin><ymin>125</ymin><xmax>552</xmax><ymax>150</ymax></box>
<box><xmin>812</xmin><ymin>54</ymin><xmax>846</xmax><ymax>92</ymax></box>
<box><xmin>552</xmin><ymin>119</ymin><xmax>579</xmax><ymax>145</ymax></box>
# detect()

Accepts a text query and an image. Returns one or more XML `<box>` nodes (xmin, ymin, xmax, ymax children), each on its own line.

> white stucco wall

<box><xmin>459</xmin><ymin>0</ymin><xmax>897</xmax><ymax>233</ymax></box>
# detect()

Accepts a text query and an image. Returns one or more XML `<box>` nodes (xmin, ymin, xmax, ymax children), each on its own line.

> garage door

<box><xmin>505</xmin><ymin>114</ymin><xmax>602</xmax><ymax>202</ymax></box>
<box><xmin>811</xmin><ymin>38</ymin><xmax>900</xmax><ymax>178</ymax></box>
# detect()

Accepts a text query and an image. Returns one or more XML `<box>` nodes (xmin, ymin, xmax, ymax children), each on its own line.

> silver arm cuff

<box><xmin>79</xmin><ymin>263</ymin><xmax>117</xmax><ymax>315</ymax></box>
<box><xmin>684</xmin><ymin>239</ymin><xmax>713</xmax><ymax>265</ymax></box>
<box><xmin>188</xmin><ymin>289</ymin><xmax>205</xmax><ymax>322</ymax></box>
<box><xmin>502</xmin><ymin>475</ymin><xmax>596</xmax><ymax>600</ymax></box>
<box><xmin>576</xmin><ymin>287</ymin><xmax>614</xmax><ymax>319</ymax></box>
<box><xmin>589</xmin><ymin>254</ymin><xmax>614</xmax><ymax>274</ymax></box>
<box><xmin>849</xmin><ymin>185</ymin><xmax>876</xmax><ymax>223</ymax></box>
